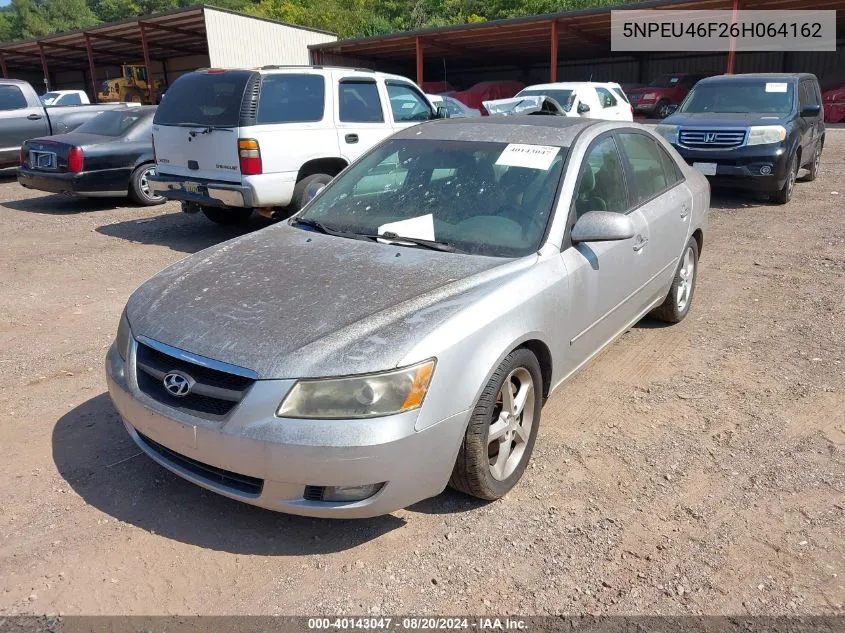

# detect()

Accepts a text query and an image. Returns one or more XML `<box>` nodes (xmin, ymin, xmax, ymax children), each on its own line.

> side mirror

<box><xmin>577</xmin><ymin>102</ymin><xmax>590</xmax><ymax>114</ymax></box>
<box><xmin>435</xmin><ymin>106</ymin><xmax>450</xmax><ymax>119</ymax></box>
<box><xmin>571</xmin><ymin>211</ymin><xmax>635</xmax><ymax>244</ymax></box>
<box><xmin>801</xmin><ymin>104</ymin><xmax>821</xmax><ymax>118</ymax></box>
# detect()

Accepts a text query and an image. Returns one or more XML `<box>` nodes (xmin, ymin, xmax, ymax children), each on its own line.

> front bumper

<box><xmin>18</xmin><ymin>167</ymin><xmax>129</xmax><ymax>196</ymax></box>
<box><xmin>672</xmin><ymin>142</ymin><xmax>791</xmax><ymax>192</ymax></box>
<box><xmin>105</xmin><ymin>342</ymin><xmax>469</xmax><ymax>518</ymax></box>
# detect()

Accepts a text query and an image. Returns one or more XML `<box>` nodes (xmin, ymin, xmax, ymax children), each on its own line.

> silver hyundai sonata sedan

<box><xmin>106</xmin><ymin>117</ymin><xmax>708</xmax><ymax>518</ymax></box>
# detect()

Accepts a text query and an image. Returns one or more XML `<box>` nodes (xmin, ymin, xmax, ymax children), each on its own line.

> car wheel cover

<box><xmin>676</xmin><ymin>245</ymin><xmax>695</xmax><ymax>312</ymax></box>
<box><xmin>786</xmin><ymin>160</ymin><xmax>797</xmax><ymax>197</ymax></box>
<box><xmin>139</xmin><ymin>166</ymin><xmax>162</xmax><ymax>201</ymax></box>
<box><xmin>487</xmin><ymin>367</ymin><xmax>534</xmax><ymax>481</ymax></box>
<box><xmin>813</xmin><ymin>147</ymin><xmax>821</xmax><ymax>173</ymax></box>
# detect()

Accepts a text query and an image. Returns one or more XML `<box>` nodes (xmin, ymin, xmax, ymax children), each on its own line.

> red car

<box><xmin>451</xmin><ymin>80</ymin><xmax>524</xmax><ymax>115</ymax></box>
<box><xmin>627</xmin><ymin>73</ymin><xmax>710</xmax><ymax>119</ymax></box>
<box><xmin>823</xmin><ymin>84</ymin><xmax>845</xmax><ymax>123</ymax></box>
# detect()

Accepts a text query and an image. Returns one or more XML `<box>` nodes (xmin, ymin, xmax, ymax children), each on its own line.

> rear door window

<box><xmin>258</xmin><ymin>74</ymin><xmax>325</xmax><ymax>124</ymax></box>
<box><xmin>617</xmin><ymin>133</ymin><xmax>671</xmax><ymax>204</ymax></box>
<box><xmin>0</xmin><ymin>85</ymin><xmax>28</xmax><ymax>111</ymax></box>
<box><xmin>339</xmin><ymin>80</ymin><xmax>384</xmax><ymax>123</ymax></box>
<box><xmin>153</xmin><ymin>71</ymin><xmax>251</xmax><ymax>127</ymax></box>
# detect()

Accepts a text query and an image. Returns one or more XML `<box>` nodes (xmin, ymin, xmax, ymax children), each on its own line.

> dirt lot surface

<box><xmin>0</xmin><ymin>134</ymin><xmax>843</xmax><ymax>618</ymax></box>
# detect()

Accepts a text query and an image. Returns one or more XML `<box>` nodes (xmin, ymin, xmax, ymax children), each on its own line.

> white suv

<box><xmin>149</xmin><ymin>66</ymin><xmax>443</xmax><ymax>225</ymax></box>
<box><xmin>513</xmin><ymin>82</ymin><xmax>634</xmax><ymax>121</ymax></box>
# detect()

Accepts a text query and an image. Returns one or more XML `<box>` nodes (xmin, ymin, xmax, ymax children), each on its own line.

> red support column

<box><xmin>415</xmin><ymin>36</ymin><xmax>423</xmax><ymax>87</ymax></box>
<box><xmin>139</xmin><ymin>24</ymin><xmax>155</xmax><ymax>104</ymax></box>
<box><xmin>38</xmin><ymin>43</ymin><xmax>50</xmax><ymax>91</ymax></box>
<box><xmin>726</xmin><ymin>0</ymin><xmax>740</xmax><ymax>74</ymax></box>
<box><xmin>84</xmin><ymin>34</ymin><xmax>98</xmax><ymax>103</ymax></box>
<box><xmin>550</xmin><ymin>20</ymin><xmax>559</xmax><ymax>83</ymax></box>
<box><xmin>0</xmin><ymin>53</ymin><xmax>7</xmax><ymax>78</ymax></box>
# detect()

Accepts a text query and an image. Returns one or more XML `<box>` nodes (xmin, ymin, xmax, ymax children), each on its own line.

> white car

<box><xmin>148</xmin><ymin>66</ymin><xmax>443</xmax><ymax>226</ymax></box>
<box><xmin>40</xmin><ymin>90</ymin><xmax>91</xmax><ymax>106</ymax></box>
<box><xmin>512</xmin><ymin>82</ymin><xmax>633</xmax><ymax>121</ymax></box>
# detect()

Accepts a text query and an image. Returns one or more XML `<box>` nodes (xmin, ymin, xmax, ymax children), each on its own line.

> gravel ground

<box><xmin>0</xmin><ymin>133</ymin><xmax>842</xmax><ymax>617</ymax></box>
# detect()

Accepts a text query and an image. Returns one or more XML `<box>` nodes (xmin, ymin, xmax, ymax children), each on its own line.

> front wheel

<box><xmin>771</xmin><ymin>154</ymin><xmax>798</xmax><ymax>205</ymax></box>
<box><xmin>655</xmin><ymin>99</ymin><xmax>673</xmax><ymax>119</ymax></box>
<box><xmin>449</xmin><ymin>348</ymin><xmax>542</xmax><ymax>501</ymax></box>
<box><xmin>201</xmin><ymin>206</ymin><xmax>253</xmax><ymax>226</ymax></box>
<box><xmin>129</xmin><ymin>164</ymin><xmax>165</xmax><ymax>206</ymax></box>
<box><xmin>650</xmin><ymin>237</ymin><xmax>699</xmax><ymax>323</ymax></box>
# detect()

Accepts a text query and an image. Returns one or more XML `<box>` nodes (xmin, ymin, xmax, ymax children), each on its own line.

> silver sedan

<box><xmin>106</xmin><ymin>117</ymin><xmax>708</xmax><ymax>518</ymax></box>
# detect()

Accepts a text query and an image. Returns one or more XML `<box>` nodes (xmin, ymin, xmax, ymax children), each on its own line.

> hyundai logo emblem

<box><xmin>704</xmin><ymin>133</ymin><xmax>717</xmax><ymax>143</ymax></box>
<box><xmin>163</xmin><ymin>371</ymin><xmax>194</xmax><ymax>398</ymax></box>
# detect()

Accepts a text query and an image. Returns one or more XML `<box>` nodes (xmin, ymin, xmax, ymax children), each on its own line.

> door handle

<box><xmin>680</xmin><ymin>206</ymin><xmax>690</xmax><ymax>219</ymax></box>
<box><xmin>345</xmin><ymin>134</ymin><xmax>359</xmax><ymax>144</ymax></box>
<box><xmin>632</xmin><ymin>235</ymin><xmax>649</xmax><ymax>252</ymax></box>
<box><xmin>27</xmin><ymin>113</ymin><xmax>43</xmax><ymax>120</ymax></box>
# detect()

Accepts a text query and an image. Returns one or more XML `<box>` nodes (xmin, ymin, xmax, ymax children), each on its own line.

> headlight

<box><xmin>655</xmin><ymin>124</ymin><xmax>679</xmax><ymax>143</ymax></box>
<box><xmin>747</xmin><ymin>125</ymin><xmax>787</xmax><ymax>146</ymax></box>
<box><xmin>277</xmin><ymin>360</ymin><xmax>436</xmax><ymax>419</ymax></box>
<box><xmin>115</xmin><ymin>309</ymin><xmax>133</xmax><ymax>361</ymax></box>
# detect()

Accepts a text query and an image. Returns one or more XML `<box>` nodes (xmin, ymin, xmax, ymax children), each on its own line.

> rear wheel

<box><xmin>449</xmin><ymin>348</ymin><xmax>542</xmax><ymax>501</ymax></box>
<box><xmin>801</xmin><ymin>143</ymin><xmax>822</xmax><ymax>182</ymax></box>
<box><xmin>201</xmin><ymin>206</ymin><xmax>253</xmax><ymax>226</ymax></box>
<box><xmin>771</xmin><ymin>154</ymin><xmax>798</xmax><ymax>205</ymax></box>
<box><xmin>129</xmin><ymin>163</ymin><xmax>165</xmax><ymax>206</ymax></box>
<box><xmin>288</xmin><ymin>173</ymin><xmax>333</xmax><ymax>216</ymax></box>
<box><xmin>651</xmin><ymin>237</ymin><xmax>699</xmax><ymax>323</ymax></box>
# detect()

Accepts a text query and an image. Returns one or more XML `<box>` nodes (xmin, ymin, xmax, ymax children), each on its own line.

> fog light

<box><xmin>759</xmin><ymin>165</ymin><xmax>772</xmax><ymax>175</ymax></box>
<box><xmin>304</xmin><ymin>483</ymin><xmax>384</xmax><ymax>502</ymax></box>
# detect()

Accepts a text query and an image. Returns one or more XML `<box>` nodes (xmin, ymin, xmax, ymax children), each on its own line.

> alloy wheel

<box><xmin>488</xmin><ymin>367</ymin><xmax>535</xmax><ymax>481</ymax></box>
<box><xmin>676</xmin><ymin>245</ymin><xmax>695</xmax><ymax>312</ymax></box>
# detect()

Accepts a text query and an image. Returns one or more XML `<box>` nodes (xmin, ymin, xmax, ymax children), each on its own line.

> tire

<box><xmin>201</xmin><ymin>206</ymin><xmax>253</xmax><ymax>226</ymax></box>
<box><xmin>771</xmin><ymin>153</ymin><xmax>798</xmax><ymax>205</ymax></box>
<box><xmin>288</xmin><ymin>173</ymin><xmax>333</xmax><ymax>215</ymax></box>
<box><xmin>129</xmin><ymin>163</ymin><xmax>165</xmax><ymax>206</ymax></box>
<box><xmin>650</xmin><ymin>237</ymin><xmax>699</xmax><ymax>323</ymax></box>
<box><xmin>449</xmin><ymin>348</ymin><xmax>543</xmax><ymax>501</ymax></box>
<box><xmin>654</xmin><ymin>99</ymin><xmax>672</xmax><ymax>119</ymax></box>
<box><xmin>124</xmin><ymin>90</ymin><xmax>143</xmax><ymax>104</ymax></box>
<box><xmin>801</xmin><ymin>142</ymin><xmax>822</xmax><ymax>182</ymax></box>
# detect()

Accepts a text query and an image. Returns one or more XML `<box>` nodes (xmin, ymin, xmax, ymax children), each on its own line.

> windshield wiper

<box><xmin>376</xmin><ymin>231</ymin><xmax>458</xmax><ymax>252</ymax></box>
<box><xmin>290</xmin><ymin>218</ymin><xmax>377</xmax><ymax>242</ymax></box>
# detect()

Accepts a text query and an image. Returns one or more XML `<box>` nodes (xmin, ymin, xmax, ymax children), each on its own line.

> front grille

<box><xmin>679</xmin><ymin>128</ymin><xmax>746</xmax><ymax>149</ymax></box>
<box><xmin>137</xmin><ymin>431</ymin><xmax>263</xmax><ymax>496</ymax></box>
<box><xmin>134</xmin><ymin>341</ymin><xmax>254</xmax><ymax>419</ymax></box>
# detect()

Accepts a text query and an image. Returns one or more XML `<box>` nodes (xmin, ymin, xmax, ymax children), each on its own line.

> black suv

<box><xmin>655</xmin><ymin>73</ymin><xmax>824</xmax><ymax>204</ymax></box>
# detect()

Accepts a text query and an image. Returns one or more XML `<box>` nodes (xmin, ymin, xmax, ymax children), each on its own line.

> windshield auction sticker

<box><xmin>495</xmin><ymin>144</ymin><xmax>560</xmax><ymax>170</ymax></box>
<box><xmin>611</xmin><ymin>10</ymin><xmax>835</xmax><ymax>51</ymax></box>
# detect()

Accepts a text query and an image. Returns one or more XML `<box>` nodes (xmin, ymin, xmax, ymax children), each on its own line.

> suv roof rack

<box><xmin>257</xmin><ymin>64</ymin><xmax>375</xmax><ymax>73</ymax></box>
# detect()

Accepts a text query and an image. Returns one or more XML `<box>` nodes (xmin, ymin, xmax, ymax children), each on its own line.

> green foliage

<box><xmin>0</xmin><ymin>0</ymin><xmax>641</xmax><ymax>44</ymax></box>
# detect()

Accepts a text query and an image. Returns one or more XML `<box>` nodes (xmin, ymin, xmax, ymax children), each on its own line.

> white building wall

<box><xmin>204</xmin><ymin>8</ymin><xmax>336</xmax><ymax>68</ymax></box>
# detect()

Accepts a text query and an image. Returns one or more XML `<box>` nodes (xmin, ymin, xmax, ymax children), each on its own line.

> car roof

<box><xmin>524</xmin><ymin>82</ymin><xmax>618</xmax><ymax>90</ymax></box>
<box><xmin>392</xmin><ymin>116</ymin><xmax>603</xmax><ymax>147</ymax></box>
<box><xmin>698</xmin><ymin>73</ymin><xmax>817</xmax><ymax>85</ymax></box>
<box><xmin>252</xmin><ymin>65</ymin><xmax>413</xmax><ymax>83</ymax></box>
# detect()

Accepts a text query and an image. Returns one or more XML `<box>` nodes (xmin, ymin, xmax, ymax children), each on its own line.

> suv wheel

<box><xmin>771</xmin><ymin>154</ymin><xmax>798</xmax><ymax>205</ymax></box>
<box><xmin>201</xmin><ymin>206</ymin><xmax>253</xmax><ymax>226</ymax></box>
<box><xmin>801</xmin><ymin>143</ymin><xmax>822</xmax><ymax>182</ymax></box>
<box><xmin>650</xmin><ymin>237</ymin><xmax>699</xmax><ymax>323</ymax></box>
<box><xmin>655</xmin><ymin>99</ymin><xmax>672</xmax><ymax>119</ymax></box>
<box><xmin>288</xmin><ymin>174</ymin><xmax>333</xmax><ymax>216</ymax></box>
<box><xmin>449</xmin><ymin>348</ymin><xmax>542</xmax><ymax>501</ymax></box>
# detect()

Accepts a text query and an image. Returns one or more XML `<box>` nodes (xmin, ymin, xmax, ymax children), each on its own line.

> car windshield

<box><xmin>649</xmin><ymin>75</ymin><xmax>682</xmax><ymax>88</ymax></box>
<box><xmin>517</xmin><ymin>89</ymin><xmax>574</xmax><ymax>111</ymax></box>
<box><xmin>75</xmin><ymin>110</ymin><xmax>148</xmax><ymax>136</ymax></box>
<box><xmin>298</xmin><ymin>139</ymin><xmax>567</xmax><ymax>258</ymax></box>
<box><xmin>679</xmin><ymin>82</ymin><xmax>795</xmax><ymax>114</ymax></box>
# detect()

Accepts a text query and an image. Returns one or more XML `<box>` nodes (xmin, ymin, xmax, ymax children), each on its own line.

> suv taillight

<box><xmin>67</xmin><ymin>147</ymin><xmax>84</xmax><ymax>173</ymax></box>
<box><xmin>238</xmin><ymin>138</ymin><xmax>262</xmax><ymax>175</ymax></box>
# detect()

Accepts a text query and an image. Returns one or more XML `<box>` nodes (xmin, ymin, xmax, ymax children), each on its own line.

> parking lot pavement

<box><xmin>0</xmin><ymin>134</ymin><xmax>843</xmax><ymax>617</ymax></box>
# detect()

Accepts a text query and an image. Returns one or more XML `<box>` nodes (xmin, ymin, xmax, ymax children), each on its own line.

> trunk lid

<box><xmin>22</xmin><ymin>133</ymin><xmax>104</xmax><ymax>172</ymax></box>
<box><xmin>152</xmin><ymin>69</ymin><xmax>257</xmax><ymax>183</ymax></box>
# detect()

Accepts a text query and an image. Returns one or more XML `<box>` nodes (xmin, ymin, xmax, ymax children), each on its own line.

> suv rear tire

<box><xmin>289</xmin><ymin>173</ymin><xmax>333</xmax><ymax>215</ymax></box>
<box><xmin>201</xmin><ymin>206</ymin><xmax>253</xmax><ymax>226</ymax></box>
<box><xmin>801</xmin><ymin>143</ymin><xmax>822</xmax><ymax>182</ymax></box>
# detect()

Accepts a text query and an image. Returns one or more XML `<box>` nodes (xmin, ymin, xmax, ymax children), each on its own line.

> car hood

<box><xmin>664</xmin><ymin>112</ymin><xmax>790</xmax><ymax>127</ymax></box>
<box><xmin>627</xmin><ymin>86</ymin><xmax>671</xmax><ymax>96</ymax></box>
<box><xmin>126</xmin><ymin>224</ymin><xmax>529</xmax><ymax>379</ymax></box>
